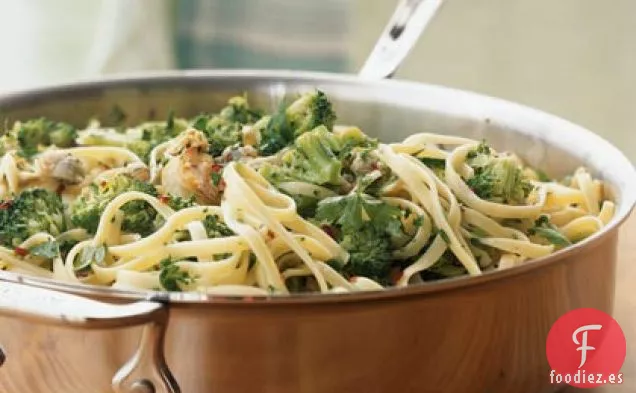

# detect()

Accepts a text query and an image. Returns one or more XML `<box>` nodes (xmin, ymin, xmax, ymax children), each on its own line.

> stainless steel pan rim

<box><xmin>0</xmin><ymin>69</ymin><xmax>633</xmax><ymax>305</ymax></box>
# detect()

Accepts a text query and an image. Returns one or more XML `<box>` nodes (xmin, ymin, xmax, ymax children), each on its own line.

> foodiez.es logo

<box><xmin>546</xmin><ymin>308</ymin><xmax>626</xmax><ymax>388</ymax></box>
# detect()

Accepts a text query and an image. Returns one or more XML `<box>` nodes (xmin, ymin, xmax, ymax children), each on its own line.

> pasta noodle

<box><xmin>0</xmin><ymin>92</ymin><xmax>614</xmax><ymax>295</ymax></box>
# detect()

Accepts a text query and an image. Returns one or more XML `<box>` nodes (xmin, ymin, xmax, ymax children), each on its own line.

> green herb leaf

<box><xmin>78</xmin><ymin>247</ymin><xmax>94</xmax><ymax>269</ymax></box>
<box><xmin>419</xmin><ymin>157</ymin><xmax>445</xmax><ymax>169</ymax></box>
<box><xmin>413</xmin><ymin>216</ymin><xmax>425</xmax><ymax>227</ymax></box>
<box><xmin>159</xmin><ymin>258</ymin><xmax>194</xmax><ymax>291</ymax></box>
<box><xmin>469</xmin><ymin>237</ymin><xmax>482</xmax><ymax>247</ymax></box>
<box><xmin>93</xmin><ymin>244</ymin><xmax>107</xmax><ymax>263</ymax></box>
<box><xmin>315</xmin><ymin>194</ymin><xmax>363</xmax><ymax>232</ymax></box>
<box><xmin>439</xmin><ymin>230</ymin><xmax>451</xmax><ymax>244</ymax></box>
<box><xmin>528</xmin><ymin>215</ymin><xmax>571</xmax><ymax>247</ymax></box>
<box><xmin>28</xmin><ymin>241</ymin><xmax>60</xmax><ymax>259</ymax></box>
<box><xmin>248</xmin><ymin>253</ymin><xmax>257</xmax><ymax>270</ymax></box>
<box><xmin>532</xmin><ymin>227</ymin><xmax>571</xmax><ymax>247</ymax></box>
<box><xmin>315</xmin><ymin>192</ymin><xmax>404</xmax><ymax>235</ymax></box>
<box><xmin>467</xmin><ymin>225</ymin><xmax>489</xmax><ymax>238</ymax></box>
<box><xmin>211</xmin><ymin>171</ymin><xmax>222</xmax><ymax>186</ymax></box>
<box><xmin>77</xmin><ymin>244</ymin><xmax>108</xmax><ymax>271</ymax></box>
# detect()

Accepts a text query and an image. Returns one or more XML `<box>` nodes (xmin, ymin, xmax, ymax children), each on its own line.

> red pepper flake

<box><xmin>389</xmin><ymin>268</ymin><xmax>404</xmax><ymax>285</ymax></box>
<box><xmin>0</xmin><ymin>201</ymin><xmax>12</xmax><ymax>210</ymax></box>
<box><xmin>371</xmin><ymin>162</ymin><xmax>380</xmax><ymax>170</ymax></box>
<box><xmin>100</xmin><ymin>181</ymin><xmax>107</xmax><ymax>187</ymax></box>
<box><xmin>266</xmin><ymin>230</ymin><xmax>276</xmax><ymax>240</ymax></box>
<box><xmin>158</xmin><ymin>195</ymin><xmax>171</xmax><ymax>204</ymax></box>
<box><xmin>14</xmin><ymin>247</ymin><xmax>28</xmax><ymax>257</ymax></box>
<box><xmin>211</xmin><ymin>164</ymin><xmax>223</xmax><ymax>172</ymax></box>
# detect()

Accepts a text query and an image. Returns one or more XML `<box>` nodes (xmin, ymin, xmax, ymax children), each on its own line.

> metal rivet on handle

<box><xmin>129</xmin><ymin>379</ymin><xmax>155</xmax><ymax>393</ymax></box>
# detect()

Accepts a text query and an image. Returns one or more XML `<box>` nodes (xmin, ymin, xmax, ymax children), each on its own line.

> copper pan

<box><xmin>0</xmin><ymin>1</ymin><xmax>634</xmax><ymax>392</ymax></box>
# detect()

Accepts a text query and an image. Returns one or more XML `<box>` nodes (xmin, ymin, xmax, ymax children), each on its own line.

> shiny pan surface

<box><xmin>0</xmin><ymin>70</ymin><xmax>634</xmax><ymax>393</ymax></box>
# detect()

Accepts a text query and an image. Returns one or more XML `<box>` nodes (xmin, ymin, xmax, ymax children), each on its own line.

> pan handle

<box><xmin>358</xmin><ymin>0</ymin><xmax>445</xmax><ymax>80</ymax></box>
<box><xmin>0</xmin><ymin>280</ymin><xmax>180</xmax><ymax>393</ymax></box>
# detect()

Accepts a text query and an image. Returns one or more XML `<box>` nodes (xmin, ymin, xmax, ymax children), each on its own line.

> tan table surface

<box><xmin>564</xmin><ymin>212</ymin><xmax>635</xmax><ymax>393</ymax></box>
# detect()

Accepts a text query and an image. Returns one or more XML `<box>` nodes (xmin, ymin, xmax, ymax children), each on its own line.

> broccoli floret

<box><xmin>0</xmin><ymin>188</ymin><xmax>66</xmax><ymax>248</ymax></box>
<box><xmin>192</xmin><ymin>115</ymin><xmax>241</xmax><ymax>157</ymax></box>
<box><xmin>333</xmin><ymin>125</ymin><xmax>377</xmax><ymax>158</ymax></box>
<box><xmin>286</xmin><ymin>90</ymin><xmax>336</xmax><ymax>136</ymax></box>
<box><xmin>340</xmin><ymin>226</ymin><xmax>393</xmax><ymax>282</ymax></box>
<box><xmin>191</xmin><ymin>95</ymin><xmax>263</xmax><ymax>157</ymax></box>
<box><xmin>125</xmin><ymin>139</ymin><xmax>153</xmax><ymax>160</ymax></box>
<box><xmin>219</xmin><ymin>95</ymin><xmax>263</xmax><ymax>124</ymax></box>
<box><xmin>12</xmin><ymin>118</ymin><xmax>77</xmax><ymax>156</ymax></box>
<box><xmin>313</xmin><ymin>191</ymin><xmax>407</xmax><ymax>283</ymax></box>
<box><xmin>465</xmin><ymin>142</ymin><xmax>533</xmax><ymax>205</ymax></box>
<box><xmin>48</xmin><ymin>122</ymin><xmax>78</xmax><ymax>148</ymax></box>
<box><xmin>257</xmin><ymin>104</ymin><xmax>294</xmax><ymax>156</ymax></box>
<box><xmin>70</xmin><ymin>174</ymin><xmax>158</xmax><ymax>235</ymax></box>
<box><xmin>260</xmin><ymin>125</ymin><xmax>342</xmax><ymax>186</ymax></box>
<box><xmin>258</xmin><ymin>90</ymin><xmax>337</xmax><ymax>156</ymax></box>
<box><xmin>16</xmin><ymin>119</ymin><xmax>50</xmax><ymax>155</ymax></box>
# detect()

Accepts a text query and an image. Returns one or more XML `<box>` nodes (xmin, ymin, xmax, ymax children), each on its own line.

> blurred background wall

<box><xmin>352</xmin><ymin>0</ymin><xmax>636</xmax><ymax>161</ymax></box>
<box><xmin>0</xmin><ymin>0</ymin><xmax>633</xmax><ymax>160</ymax></box>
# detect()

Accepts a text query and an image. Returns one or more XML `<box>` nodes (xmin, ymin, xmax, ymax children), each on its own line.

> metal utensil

<box><xmin>359</xmin><ymin>0</ymin><xmax>445</xmax><ymax>79</ymax></box>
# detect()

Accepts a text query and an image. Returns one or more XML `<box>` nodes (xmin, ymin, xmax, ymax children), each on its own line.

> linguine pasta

<box><xmin>0</xmin><ymin>92</ymin><xmax>614</xmax><ymax>295</ymax></box>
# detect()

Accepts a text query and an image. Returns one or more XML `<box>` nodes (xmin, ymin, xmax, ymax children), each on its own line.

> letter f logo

<box><xmin>572</xmin><ymin>324</ymin><xmax>602</xmax><ymax>368</ymax></box>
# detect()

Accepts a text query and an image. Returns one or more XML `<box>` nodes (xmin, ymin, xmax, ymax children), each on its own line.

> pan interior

<box><xmin>0</xmin><ymin>70</ymin><xmax>633</xmax><ymax>302</ymax></box>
